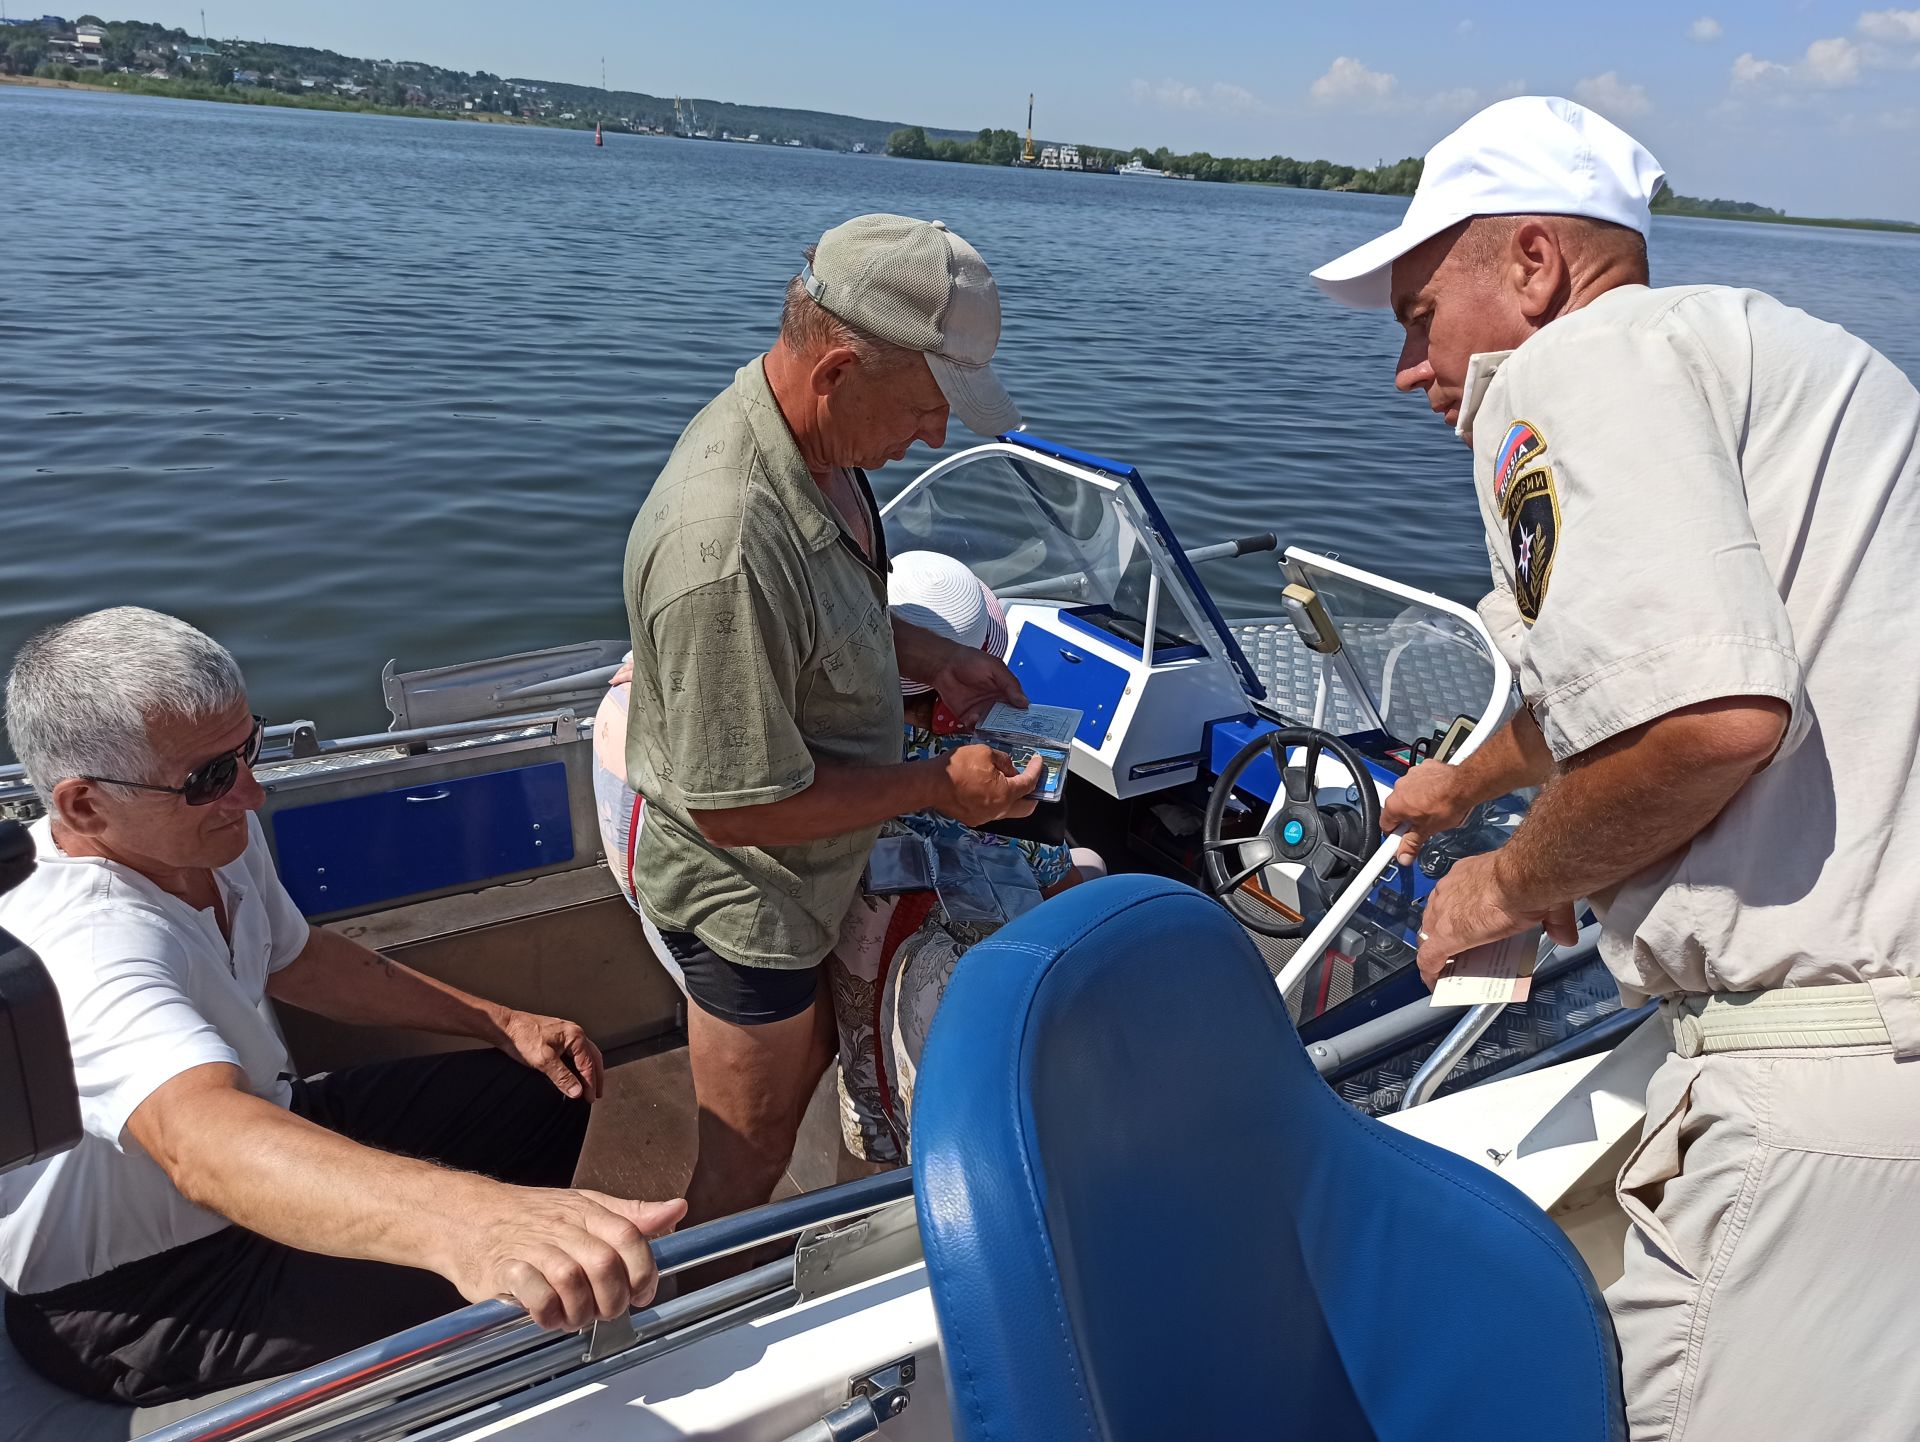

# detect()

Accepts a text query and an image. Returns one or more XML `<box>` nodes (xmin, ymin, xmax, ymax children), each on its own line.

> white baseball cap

<box><xmin>888</xmin><ymin>550</ymin><xmax>1009</xmax><ymax>696</ymax></box>
<box><xmin>1310</xmin><ymin>96</ymin><xmax>1666</xmax><ymax>309</ymax></box>
<box><xmin>803</xmin><ymin>214</ymin><xmax>1023</xmax><ymax>438</ymax></box>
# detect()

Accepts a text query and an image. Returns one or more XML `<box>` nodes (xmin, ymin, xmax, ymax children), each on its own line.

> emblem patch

<box><xmin>1492</xmin><ymin>420</ymin><xmax>1546</xmax><ymax>507</ymax></box>
<box><xmin>1503</xmin><ymin>465</ymin><xmax>1560</xmax><ymax>624</ymax></box>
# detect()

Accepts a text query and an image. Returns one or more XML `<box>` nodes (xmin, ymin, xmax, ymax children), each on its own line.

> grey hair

<box><xmin>778</xmin><ymin>246</ymin><xmax>917</xmax><ymax>373</ymax></box>
<box><xmin>6</xmin><ymin>607</ymin><xmax>247</xmax><ymax>814</ymax></box>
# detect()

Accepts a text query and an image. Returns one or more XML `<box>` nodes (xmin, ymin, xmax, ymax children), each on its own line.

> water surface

<box><xmin>3</xmin><ymin>86</ymin><xmax>1916</xmax><ymax>749</ymax></box>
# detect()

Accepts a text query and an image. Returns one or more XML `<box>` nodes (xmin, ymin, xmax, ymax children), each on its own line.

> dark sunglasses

<box><xmin>85</xmin><ymin>716</ymin><xmax>264</xmax><ymax>807</ymax></box>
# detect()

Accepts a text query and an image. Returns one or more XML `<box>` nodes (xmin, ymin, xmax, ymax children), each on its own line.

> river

<box><xmin>4</xmin><ymin>85</ymin><xmax>1917</xmax><ymax>750</ymax></box>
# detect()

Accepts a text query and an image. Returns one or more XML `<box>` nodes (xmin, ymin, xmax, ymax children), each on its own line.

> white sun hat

<box><xmin>888</xmin><ymin>550</ymin><xmax>1009</xmax><ymax>696</ymax></box>
<box><xmin>1310</xmin><ymin>95</ymin><xmax>1667</xmax><ymax>309</ymax></box>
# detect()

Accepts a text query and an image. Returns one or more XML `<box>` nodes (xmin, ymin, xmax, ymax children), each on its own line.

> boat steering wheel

<box><xmin>1201</xmin><ymin>726</ymin><xmax>1383</xmax><ymax>939</ymax></box>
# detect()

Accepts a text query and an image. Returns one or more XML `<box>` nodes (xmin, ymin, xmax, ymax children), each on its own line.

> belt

<box><xmin>1662</xmin><ymin>977</ymin><xmax>1920</xmax><ymax>1059</ymax></box>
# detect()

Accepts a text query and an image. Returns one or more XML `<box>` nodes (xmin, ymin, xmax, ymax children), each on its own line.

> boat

<box><xmin>0</xmin><ymin>433</ymin><xmax>1659</xmax><ymax>1440</ymax></box>
<box><xmin>1117</xmin><ymin>158</ymin><xmax>1168</xmax><ymax>178</ymax></box>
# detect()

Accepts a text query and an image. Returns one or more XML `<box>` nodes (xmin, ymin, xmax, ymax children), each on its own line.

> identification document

<box><xmin>974</xmin><ymin>702</ymin><xmax>1082</xmax><ymax>804</ymax></box>
<box><xmin>1431</xmin><ymin>927</ymin><xmax>1543</xmax><ymax>1007</ymax></box>
<box><xmin>977</xmin><ymin>702</ymin><xmax>1081</xmax><ymax>748</ymax></box>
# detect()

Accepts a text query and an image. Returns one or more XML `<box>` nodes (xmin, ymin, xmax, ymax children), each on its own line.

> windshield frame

<box><xmin>881</xmin><ymin>436</ymin><xmax>1267</xmax><ymax>699</ymax></box>
<box><xmin>1269</xmin><ymin>544</ymin><xmax>1516</xmax><ymax>993</ymax></box>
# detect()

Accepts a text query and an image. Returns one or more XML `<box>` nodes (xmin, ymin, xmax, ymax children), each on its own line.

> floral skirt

<box><xmin>828</xmin><ymin>889</ymin><xmax>997</xmax><ymax>1164</ymax></box>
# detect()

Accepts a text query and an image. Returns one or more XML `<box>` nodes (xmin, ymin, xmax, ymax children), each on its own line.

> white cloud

<box><xmin>1309</xmin><ymin>56</ymin><xmax>1398</xmax><ymax>106</ymax></box>
<box><xmin>1858</xmin><ymin>8</ymin><xmax>1920</xmax><ymax>44</ymax></box>
<box><xmin>1208</xmin><ymin>82</ymin><xmax>1265</xmax><ymax>115</ymax></box>
<box><xmin>1574</xmin><ymin>70</ymin><xmax>1654</xmax><ymax>116</ymax></box>
<box><xmin>1130</xmin><ymin>78</ymin><xmax>1203</xmax><ymax>109</ymax></box>
<box><xmin>1690</xmin><ymin>16</ymin><xmax>1724</xmax><ymax>41</ymax></box>
<box><xmin>1731</xmin><ymin>35</ymin><xmax>1865</xmax><ymax>91</ymax></box>
<box><xmin>1725</xmin><ymin>8</ymin><xmax>1918</xmax><ymax>105</ymax></box>
<box><xmin>1457</xmin><ymin>19</ymin><xmax>1475</xmax><ymax>34</ymax></box>
<box><xmin>1805</xmin><ymin>36</ymin><xmax>1863</xmax><ymax>85</ymax></box>
<box><xmin>1732</xmin><ymin>52</ymin><xmax>1791</xmax><ymax>86</ymax></box>
<box><xmin>1427</xmin><ymin>86</ymin><xmax>1487</xmax><ymax>116</ymax></box>
<box><xmin>1129</xmin><ymin>78</ymin><xmax>1271</xmax><ymax>116</ymax></box>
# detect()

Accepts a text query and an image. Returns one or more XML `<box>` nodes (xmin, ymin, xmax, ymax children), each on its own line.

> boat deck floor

<box><xmin>574</xmin><ymin>1039</ymin><xmax>865</xmax><ymax>1204</ymax></box>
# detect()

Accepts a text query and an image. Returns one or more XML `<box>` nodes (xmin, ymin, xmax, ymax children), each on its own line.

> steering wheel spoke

<box><xmin>1319</xmin><ymin>838</ymin><xmax>1367</xmax><ymax>871</ymax></box>
<box><xmin>1294</xmin><ymin>866</ymin><xmax>1331</xmax><ymax>917</ymax></box>
<box><xmin>1218</xmin><ymin>852</ymin><xmax>1272</xmax><ymax>896</ymax></box>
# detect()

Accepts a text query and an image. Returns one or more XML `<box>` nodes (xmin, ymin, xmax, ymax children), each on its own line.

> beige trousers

<box><xmin>1608</xmin><ymin>1044</ymin><xmax>1920</xmax><ymax>1441</ymax></box>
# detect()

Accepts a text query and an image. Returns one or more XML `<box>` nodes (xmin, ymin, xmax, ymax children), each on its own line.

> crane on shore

<box><xmin>1021</xmin><ymin>94</ymin><xmax>1036</xmax><ymax>165</ymax></box>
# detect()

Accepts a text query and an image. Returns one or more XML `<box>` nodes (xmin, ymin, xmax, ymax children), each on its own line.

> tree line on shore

<box><xmin>886</xmin><ymin>126</ymin><xmax>1424</xmax><ymax>194</ymax></box>
<box><xmin>885</xmin><ymin>126</ymin><xmax>1849</xmax><ymax>220</ymax></box>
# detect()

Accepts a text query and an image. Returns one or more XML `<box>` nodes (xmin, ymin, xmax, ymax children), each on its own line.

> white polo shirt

<box><xmin>1459</xmin><ymin>284</ymin><xmax>1920</xmax><ymax>1004</ymax></box>
<box><xmin>0</xmin><ymin>814</ymin><xmax>310</xmax><ymax>1294</ymax></box>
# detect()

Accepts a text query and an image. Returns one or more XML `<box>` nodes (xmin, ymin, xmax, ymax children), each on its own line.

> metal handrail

<box><xmin>148</xmin><ymin>1169</ymin><xmax>915</xmax><ymax>1442</ymax></box>
<box><xmin>1398</xmin><ymin>1000</ymin><xmax>1507</xmax><ymax>1112</ymax></box>
<box><xmin>300</xmin><ymin>1258</ymin><xmax>796</xmax><ymax>1442</ymax></box>
<box><xmin>0</xmin><ymin>710</ymin><xmax>584</xmax><ymax>806</ymax></box>
<box><xmin>1399</xmin><ymin>933</ymin><xmax>1563</xmax><ymax>1111</ymax></box>
<box><xmin>1306</xmin><ymin>929</ymin><xmax>1600</xmax><ymax>1082</ymax></box>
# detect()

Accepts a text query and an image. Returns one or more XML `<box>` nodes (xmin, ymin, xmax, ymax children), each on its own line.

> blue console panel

<box><xmin>1205</xmin><ymin>716</ymin><xmax>1401</xmax><ymax>804</ymax></box>
<box><xmin>271</xmin><ymin>761</ymin><xmax>574</xmax><ymax>915</ymax></box>
<box><xmin>1006</xmin><ymin>625</ymin><xmax>1131</xmax><ymax>748</ymax></box>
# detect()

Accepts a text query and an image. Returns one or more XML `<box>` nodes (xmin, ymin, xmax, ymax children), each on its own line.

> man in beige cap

<box><xmin>1312</xmin><ymin>96</ymin><xmax>1920</xmax><ymax>1439</ymax></box>
<box><xmin>623</xmin><ymin>215</ymin><xmax>1041</xmax><ymax>1231</ymax></box>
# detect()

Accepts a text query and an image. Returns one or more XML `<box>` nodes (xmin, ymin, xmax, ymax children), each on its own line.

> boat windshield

<box><xmin>882</xmin><ymin>450</ymin><xmax>1204</xmax><ymax>651</ymax></box>
<box><xmin>1264</xmin><ymin>555</ymin><xmax>1502</xmax><ymax>748</ymax></box>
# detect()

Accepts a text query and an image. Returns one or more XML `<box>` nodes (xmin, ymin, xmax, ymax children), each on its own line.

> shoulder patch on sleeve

<box><xmin>1503</xmin><ymin>464</ymin><xmax>1560</xmax><ymax>624</ymax></box>
<box><xmin>1492</xmin><ymin>420</ymin><xmax>1546</xmax><ymax>508</ymax></box>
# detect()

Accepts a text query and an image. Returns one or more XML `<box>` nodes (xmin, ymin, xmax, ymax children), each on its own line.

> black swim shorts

<box><xmin>654</xmin><ymin>927</ymin><xmax>820</xmax><ymax>1026</ymax></box>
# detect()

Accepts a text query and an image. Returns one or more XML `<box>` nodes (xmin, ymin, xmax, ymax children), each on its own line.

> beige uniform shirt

<box><xmin>623</xmin><ymin>357</ymin><xmax>901</xmax><ymax>969</ymax></box>
<box><xmin>1460</xmin><ymin>284</ymin><xmax>1920</xmax><ymax>1004</ymax></box>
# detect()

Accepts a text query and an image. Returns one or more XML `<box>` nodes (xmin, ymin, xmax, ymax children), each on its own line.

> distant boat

<box><xmin>1117</xmin><ymin>158</ymin><xmax>1168</xmax><ymax>178</ymax></box>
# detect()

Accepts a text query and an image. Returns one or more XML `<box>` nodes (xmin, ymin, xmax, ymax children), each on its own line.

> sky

<box><xmin>145</xmin><ymin>1</ymin><xmax>1920</xmax><ymax>220</ymax></box>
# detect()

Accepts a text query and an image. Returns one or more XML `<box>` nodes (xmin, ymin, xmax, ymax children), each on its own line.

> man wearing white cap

<box><xmin>1311</xmin><ymin>96</ymin><xmax>1920</xmax><ymax>1439</ymax></box>
<box><xmin>622</xmin><ymin>215</ymin><xmax>1041</xmax><ymax>1235</ymax></box>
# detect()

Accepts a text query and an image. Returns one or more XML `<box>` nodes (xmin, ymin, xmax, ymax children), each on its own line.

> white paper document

<box><xmin>1431</xmin><ymin>927</ymin><xmax>1542</xmax><ymax>1007</ymax></box>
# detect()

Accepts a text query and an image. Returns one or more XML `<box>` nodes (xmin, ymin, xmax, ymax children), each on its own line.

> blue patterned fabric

<box><xmin>897</xmin><ymin>724</ymin><xmax>1072</xmax><ymax>889</ymax></box>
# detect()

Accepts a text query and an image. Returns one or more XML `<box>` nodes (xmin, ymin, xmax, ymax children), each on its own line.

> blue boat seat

<box><xmin>912</xmin><ymin>874</ymin><xmax>1625</xmax><ymax>1442</ymax></box>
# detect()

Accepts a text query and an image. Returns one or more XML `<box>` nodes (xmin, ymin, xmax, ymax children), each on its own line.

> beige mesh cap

<box><xmin>801</xmin><ymin>213</ymin><xmax>1023</xmax><ymax>438</ymax></box>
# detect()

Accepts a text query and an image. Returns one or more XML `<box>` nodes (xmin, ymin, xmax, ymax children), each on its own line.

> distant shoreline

<box><xmin>9</xmin><ymin>74</ymin><xmax>1917</xmax><ymax>234</ymax></box>
<box><xmin>1652</xmin><ymin>205</ymin><xmax>1919</xmax><ymax>236</ymax></box>
<box><xmin>0</xmin><ymin>72</ymin><xmax>530</xmax><ymax>125</ymax></box>
<box><xmin>1244</xmin><ymin>172</ymin><xmax>1917</xmax><ymax>235</ymax></box>
<box><xmin>1</xmin><ymin>73</ymin><xmax>118</xmax><ymax>93</ymax></box>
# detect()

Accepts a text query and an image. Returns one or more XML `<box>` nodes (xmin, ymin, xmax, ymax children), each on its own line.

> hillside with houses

<box><xmin>0</xmin><ymin>14</ymin><xmax>973</xmax><ymax>150</ymax></box>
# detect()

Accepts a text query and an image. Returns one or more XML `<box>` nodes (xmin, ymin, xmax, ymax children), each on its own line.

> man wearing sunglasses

<box><xmin>0</xmin><ymin>607</ymin><xmax>686</xmax><ymax>1407</ymax></box>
